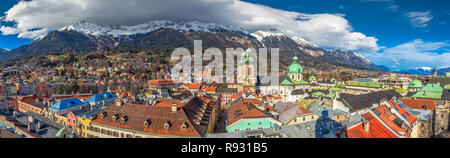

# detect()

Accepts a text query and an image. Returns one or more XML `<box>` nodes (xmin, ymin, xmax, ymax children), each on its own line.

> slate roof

<box><xmin>443</xmin><ymin>89</ymin><xmax>450</xmax><ymax>100</ymax></box>
<box><xmin>338</xmin><ymin>90</ymin><xmax>402</xmax><ymax>112</ymax></box>
<box><xmin>278</xmin><ymin>104</ymin><xmax>312</xmax><ymax>124</ymax></box>
<box><xmin>206</xmin><ymin>120</ymin><xmax>318</xmax><ymax>138</ymax></box>
<box><xmin>49</xmin><ymin>98</ymin><xmax>87</xmax><ymax>111</ymax></box>
<box><xmin>309</xmin><ymin>105</ymin><xmax>348</xmax><ymax>118</ymax></box>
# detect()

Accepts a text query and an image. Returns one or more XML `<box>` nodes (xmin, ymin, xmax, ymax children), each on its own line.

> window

<box><xmin>235</xmin><ymin>129</ymin><xmax>240</xmax><ymax>132</ymax></box>
<box><xmin>246</xmin><ymin>128</ymin><xmax>252</xmax><ymax>131</ymax></box>
<box><xmin>303</xmin><ymin>117</ymin><xmax>305</xmax><ymax>121</ymax></box>
<box><xmin>248</xmin><ymin>123</ymin><xmax>251</xmax><ymax>126</ymax></box>
<box><xmin>258</xmin><ymin>127</ymin><xmax>263</xmax><ymax>130</ymax></box>
<box><xmin>311</xmin><ymin>116</ymin><xmax>314</xmax><ymax>119</ymax></box>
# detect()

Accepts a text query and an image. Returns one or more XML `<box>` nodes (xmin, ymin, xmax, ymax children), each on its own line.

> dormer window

<box><xmin>112</xmin><ymin>114</ymin><xmax>119</xmax><ymax>120</ymax></box>
<box><xmin>70</xmin><ymin>101</ymin><xmax>75</xmax><ymax>104</ymax></box>
<box><xmin>100</xmin><ymin>112</ymin><xmax>107</xmax><ymax>118</ymax></box>
<box><xmin>144</xmin><ymin>119</ymin><xmax>151</xmax><ymax>127</ymax></box>
<box><xmin>121</xmin><ymin>115</ymin><xmax>128</xmax><ymax>123</ymax></box>
<box><xmin>181</xmin><ymin>122</ymin><xmax>188</xmax><ymax>131</ymax></box>
<box><xmin>164</xmin><ymin>121</ymin><xmax>172</xmax><ymax>129</ymax></box>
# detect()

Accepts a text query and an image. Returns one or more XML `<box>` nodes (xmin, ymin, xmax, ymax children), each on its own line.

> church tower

<box><xmin>238</xmin><ymin>49</ymin><xmax>256</xmax><ymax>86</ymax></box>
<box><xmin>432</xmin><ymin>67</ymin><xmax>437</xmax><ymax>77</ymax></box>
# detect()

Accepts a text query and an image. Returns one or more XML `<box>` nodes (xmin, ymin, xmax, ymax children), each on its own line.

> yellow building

<box><xmin>76</xmin><ymin>116</ymin><xmax>92</xmax><ymax>138</ymax></box>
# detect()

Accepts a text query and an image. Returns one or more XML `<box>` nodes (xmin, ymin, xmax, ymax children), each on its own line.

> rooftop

<box><xmin>49</xmin><ymin>98</ymin><xmax>87</xmax><ymax>111</ymax></box>
<box><xmin>411</xmin><ymin>84</ymin><xmax>443</xmax><ymax>99</ymax></box>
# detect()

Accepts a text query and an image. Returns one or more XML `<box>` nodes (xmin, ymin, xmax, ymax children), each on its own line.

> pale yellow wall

<box><xmin>286</xmin><ymin>113</ymin><xmax>320</xmax><ymax>125</ymax></box>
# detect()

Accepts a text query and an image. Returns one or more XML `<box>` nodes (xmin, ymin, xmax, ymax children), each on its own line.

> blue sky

<box><xmin>245</xmin><ymin>0</ymin><xmax>450</xmax><ymax>48</ymax></box>
<box><xmin>0</xmin><ymin>0</ymin><xmax>449</xmax><ymax>71</ymax></box>
<box><xmin>0</xmin><ymin>0</ymin><xmax>31</xmax><ymax>50</ymax></box>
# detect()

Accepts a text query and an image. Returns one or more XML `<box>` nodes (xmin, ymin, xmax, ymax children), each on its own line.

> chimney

<box><xmin>28</xmin><ymin>116</ymin><xmax>34</xmax><ymax>124</ymax></box>
<box><xmin>36</xmin><ymin>121</ymin><xmax>41</xmax><ymax>132</ymax></box>
<box><xmin>363</xmin><ymin>120</ymin><xmax>370</xmax><ymax>133</ymax></box>
<box><xmin>171</xmin><ymin>103</ymin><xmax>177</xmax><ymax>113</ymax></box>
<box><xmin>116</xmin><ymin>99</ymin><xmax>123</xmax><ymax>107</ymax></box>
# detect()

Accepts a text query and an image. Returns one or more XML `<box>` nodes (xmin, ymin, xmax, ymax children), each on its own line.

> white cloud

<box><xmin>366</xmin><ymin>39</ymin><xmax>450</xmax><ymax>71</ymax></box>
<box><xmin>0</xmin><ymin>0</ymin><xmax>380</xmax><ymax>52</ymax></box>
<box><xmin>388</xmin><ymin>4</ymin><xmax>399</xmax><ymax>12</ymax></box>
<box><xmin>404</xmin><ymin>11</ymin><xmax>433</xmax><ymax>28</ymax></box>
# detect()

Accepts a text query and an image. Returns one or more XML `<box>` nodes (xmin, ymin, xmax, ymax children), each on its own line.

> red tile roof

<box><xmin>228</xmin><ymin>100</ymin><xmax>271</xmax><ymax>125</ymax></box>
<box><xmin>399</xmin><ymin>98</ymin><xmax>437</xmax><ymax>110</ymax></box>
<box><xmin>298</xmin><ymin>107</ymin><xmax>312</xmax><ymax>115</ymax></box>
<box><xmin>374</xmin><ymin>105</ymin><xmax>408</xmax><ymax>136</ymax></box>
<box><xmin>93</xmin><ymin>103</ymin><xmax>201</xmax><ymax>137</ymax></box>
<box><xmin>202</xmin><ymin>86</ymin><xmax>216</xmax><ymax>92</ymax></box>
<box><xmin>18</xmin><ymin>96</ymin><xmax>49</xmax><ymax>104</ymax></box>
<box><xmin>388</xmin><ymin>100</ymin><xmax>417</xmax><ymax>125</ymax></box>
<box><xmin>346</xmin><ymin>112</ymin><xmax>399</xmax><ymax>138</ymax></box>
<box><xmin>187</xmin><ymin>83</ymin><xmax>201</xmax><ymax>89</ymax></box>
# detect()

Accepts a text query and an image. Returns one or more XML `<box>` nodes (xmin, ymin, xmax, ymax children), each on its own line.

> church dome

<box><xmin>288</xmin><ymin>56</ymin><xmax>303</xmax><ymax>74</ymax></box>
<box><xmin>409</xmin><ymin>79</ymin><xmax>423</xmax><ymax>88</ymax></box>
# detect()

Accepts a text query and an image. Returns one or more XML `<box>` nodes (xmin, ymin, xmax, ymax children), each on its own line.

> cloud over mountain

<box><xmin>366</xmin><ymin>39</ymin><xmax>450</xmax><ymax>71</ymax></box>
<box><xmin>0</xmin><ymin>0</ymin><xmax>380</xmax><ymax>52</ymax></box>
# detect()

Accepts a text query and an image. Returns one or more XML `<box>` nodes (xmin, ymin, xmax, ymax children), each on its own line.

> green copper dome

<box><xmin>288</xmin><ymin>56</ymin><xmax>303</xmax><ymax>74</ymax></box>
<box><xmin>239</xmin><ymin>49</ymin><xmax>254</xmax><ymax>64</ymax></box>
<box><xmin>309</xmin><ymin>76</ymin><xmax>317</xmax><ymax>81</ymax></box>
<box><xmin>409</xmin><ymin>79</ymin><xmax>423</xmax><ymax>88</ymax></box>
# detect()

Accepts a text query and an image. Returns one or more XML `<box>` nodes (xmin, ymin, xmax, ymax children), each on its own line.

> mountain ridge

<box><xmin>399</xmin><ymin>67</ymin><xmax>449</xmax><ymax>76</ymax></box>
<box><xmin>0</xmin><ymin>20</ymin><xmax>388</xmax><ymax>72</ymax></box>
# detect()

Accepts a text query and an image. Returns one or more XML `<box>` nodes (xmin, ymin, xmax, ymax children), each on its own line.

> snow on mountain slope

<box><xmin>58</xmin><ymin>20</ymin><xmax>246</xmax><ymax>37</ymax></box>
<box><xmin>291</xmin><ymin>36</ymin><xmax>318</xmax><ymax>48</ymax></box>
<box><xmin>250</xmin><ymin>30</ymin><xmax>286</xmax><ymax>42</ymax></box>
<box><xmin>353</xmin><ymin>52</ymin><xmax>371</xmax><ymax>64</ymax></box>
<box><xmin>417</xmin><ymin>67</ymin><xmax>433</xmax><ymax>71</ymax></box>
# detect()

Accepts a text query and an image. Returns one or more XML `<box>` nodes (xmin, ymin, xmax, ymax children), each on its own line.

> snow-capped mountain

<box><xmin>291</xmin><ymin>36</ymin><xmax>318</xmax><ymax>48</ymax></box>
<box><xmin>2</xmin><ymin>20</ymin><xmax>388</xmax><ymax>72</ymax></box>
<box><xmin>0</xmin><ymin>48</ymin><xmax>8</xmax><ymax>54</ymax></box>
<box><xmin>250</xmin><ymin>30</ymin><xmax>318</xmax><ymax>48</ymax></box>
<box><xmin>251</xmin><ymin>29</ymin><xmax>286</xmax><ymax>42</ymax></box>
<box><xmin>59</xmin><ymin>20</ymin><xmax>246</xmax><ymax>37</ymax></box>
<box><xmin>399</xmin><ymin>67</ymin><xmax>449</xmax><ymax>75</ymax></box>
